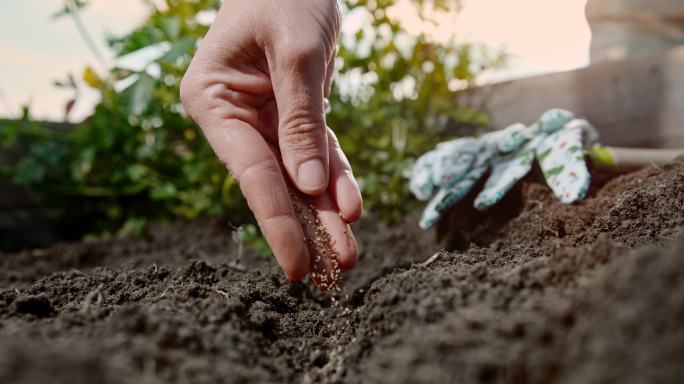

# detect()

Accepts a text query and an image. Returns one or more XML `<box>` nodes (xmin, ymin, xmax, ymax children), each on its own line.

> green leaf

<box><xmin>125</xmin><ymin>73</ymin><xmax>157</xmax><ymax>116</ymax></box>
<box><xmin>160</xmin><ymin>38</ymin><xmax>196</xmax><ymax>63</ymax></box>
<box><xmin>71</xmin><ymin>148</ymin><xmax>95</xmax><ymax>181</ymax></box>
<box><xmin>239</xmin><ymin>224</ymin><xmax>273</xmax><ymax>259</ymax></box>
<box><xmin>157</xmin><ymin>15</ymin><xmax>181</xmax><ymax>40</ymax></box>
<box><xmin>109</xmin><ymin>26</ymin><xmax>162</xmax><ymax>57</ymax></box>
<box><xmin>30</xmin><ymin>141</ymin><xmax>65</xmax><ymax>165</ymax></box>
<box><xmin>126</xmin><ymin>164</ymin><xmax>148</xmax><ymax>182</ymax></box>
<box><xmin>150</xmin><ymin>182</ymin><xmax>178</xmax><ymax>200</ymax></box>
<box><xmin>0</xmin><ymin>121</ymin><xmax>18</xmax><ymax>146</ymax></box>
<box><xmin>117</xmin><ymin>217</ymin><xmax>147</xmax><ymax>237</ymax></box>
<box><xmin>13</xmin><ymin>158</ymin><xmax>46</xmax><ymax>184</ymax></box>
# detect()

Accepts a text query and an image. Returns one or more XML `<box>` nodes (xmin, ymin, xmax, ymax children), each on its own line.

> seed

<box><xmin>289</xmin><ymin>190</ymin><xmax>343</xmax><ymax>292</ymax></box>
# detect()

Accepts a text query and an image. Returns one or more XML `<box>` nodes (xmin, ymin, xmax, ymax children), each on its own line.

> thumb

<box><xmin>270</xmin><ymin>42</ymin><xmax>330</xmax><ymax>195</ymax></box>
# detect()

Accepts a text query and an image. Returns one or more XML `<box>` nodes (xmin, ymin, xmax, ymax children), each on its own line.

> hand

<box><xmin>180</xmin><ymin>0</ymin><xmax>362</xmax><ymax>280</ymax></box>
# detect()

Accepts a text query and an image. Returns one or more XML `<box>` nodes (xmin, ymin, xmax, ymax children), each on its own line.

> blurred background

<box><xmin>1</xmin><ymin>0</ymin><xmax>683</xmax><ymax>251</ymax></box>
<box><xmin>0</xmin><ymin>0</ymin><xmax>592</xmax><ymax>122</ymax></box>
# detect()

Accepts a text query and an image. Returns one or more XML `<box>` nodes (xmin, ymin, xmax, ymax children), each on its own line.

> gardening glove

<box><xmin>473</xmin><ymin>108</ymin><xmax>587</xmax><ymax>209</ymax></box>
<box><xmin>410</xmin><ymin>123</ymin><xmax>524</xmax><ymax>229</ymax></box>
<box><xmin>533</xmin><ymin>118</ymin><xmax>595</xmax><ymax>204</ymax></box>
<box><xmin>411</xmin><ymin>108</ymin><xmax>598</xmax><ymax>229</ymax></box>
<box><xmin>475</xmin><ymin>114</ymin><xmax>599</xmax><ymax>210</ymax></box>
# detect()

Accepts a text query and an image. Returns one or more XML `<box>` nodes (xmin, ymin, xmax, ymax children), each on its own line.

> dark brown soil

<box><xmin>1</xmin><ymin>160</ymin><xmax>683</xmax><ymax>384</ymax></box>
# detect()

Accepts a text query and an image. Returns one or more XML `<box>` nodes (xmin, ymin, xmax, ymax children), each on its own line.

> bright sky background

<box><xmin>0</xmin><ymin>0</ymin><xmax>590</xmax><ymax>122</ymax></box>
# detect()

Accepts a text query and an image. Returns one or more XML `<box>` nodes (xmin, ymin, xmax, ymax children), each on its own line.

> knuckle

<box><xmin>282</xmin><ymin>38</ymin><xmax>326</xmax><ymax>69</ymax></box>
<box><xmin>202</xmin><ymin>85</ymin><xmax>245</xmax><ymax>121</ymax></box>
<box><xmin>327</xmin><ymin>128</ymin><xmax>342</xmax><ymax>149</ymax></box>
<box><xmin>181</xmin><ymin>78</ymin><xmax>256</xmax><ymax>127</ymax></box>
<box><xmin>260</xmin><ymin>213</ymin><xmax>295</xmax><ymax>233</ymax></box>
<box><xmin>180</xmin><ymin>73</ymin><xmax>210</xmax><ymax>123</ymax></box>
<box><xmin>281</xmin><ymin>113</ymin><xmax>326</xmax><ymax>152</ymax></box>
<box><xmin>179</xmin><ymin>74</ymin><xmax>198</xmax><ymax>110</ymax></box>
<box><xmin>235</xmin><ymin>157</ymin><xmax>280</xmax><ymax>185</ymax></box>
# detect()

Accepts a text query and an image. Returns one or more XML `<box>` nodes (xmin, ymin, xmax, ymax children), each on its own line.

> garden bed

<box><xmin>1</xmin><ymin>159</ymin><xmax>683</xmax><ymax>384</ymax></box>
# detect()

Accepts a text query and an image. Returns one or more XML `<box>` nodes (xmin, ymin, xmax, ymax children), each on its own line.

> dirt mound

<box><xmin>1</xmin><ymin>160</ymin><xmax>683</xmax><ymax>384</ymax></box>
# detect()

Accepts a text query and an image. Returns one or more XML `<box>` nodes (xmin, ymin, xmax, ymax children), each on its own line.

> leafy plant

<box><xmin>0</xmin><ymin>0</ymin><xmax>505</xmax><ymax>237</ymax></box>
<box><xmin>331</xmin><ymin>0</ymin><xmax>505</xmax><ymax>222</ymax></box>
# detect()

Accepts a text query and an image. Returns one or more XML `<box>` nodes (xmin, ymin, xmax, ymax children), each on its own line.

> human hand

<box><xmin>180</xmin><ymin>0</ymin><xmax>362</xmax><ymax>281</ymax></box>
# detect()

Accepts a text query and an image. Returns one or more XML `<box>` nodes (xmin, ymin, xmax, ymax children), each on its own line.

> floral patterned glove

<box><xmin>410</xmin><ymin>109</ymin><xmax>597</xmax><ymax>229</ymax></box>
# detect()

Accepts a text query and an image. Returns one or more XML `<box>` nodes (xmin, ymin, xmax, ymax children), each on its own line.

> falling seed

<box><xmin>289</xmin><ymin>190</ymin><xmax>343</xmax><ymax>292</ymax></box>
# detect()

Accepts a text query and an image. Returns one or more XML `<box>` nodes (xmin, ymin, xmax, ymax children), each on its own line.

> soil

<box><xmin>1</xmin><ymin>159</ymin><xmax>683</xmax><ymax>384</ymax></box>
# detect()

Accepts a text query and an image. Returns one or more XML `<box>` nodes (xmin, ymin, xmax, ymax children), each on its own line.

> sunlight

<box><xmin>385</xmin><ymin>0</ymin><xmax>591</xmax><ymax>81</ymax></box>
<box><xmin>1</xmin><ymin>0</ymin><xmax>591</xmax><ymax>121</ymax></box>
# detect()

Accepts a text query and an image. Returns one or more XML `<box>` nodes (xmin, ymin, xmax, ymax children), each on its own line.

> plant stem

<box><xmin>64</xmin><ymin>0</ymin><xmax>108</xmax><ymax>69</ymax></box>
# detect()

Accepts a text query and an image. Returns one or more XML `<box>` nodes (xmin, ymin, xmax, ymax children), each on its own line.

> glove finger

<box><xmin>474</xmin><ymin>137</ymin><xmax>539</xmax><ymax>211</ymax></box>
<box><xmin>409</xmin><ymin>150</ymin><xmax>438</xmax><ymax>200</ymax></box>
<box><xmin>435</xmin><ymin>163</ymin><xmax>488</xmax><ymax>213</ymax></box>
<box><xmin>419</xmin><ymin>188</ymin><xmax>448</xmax><ymax>229</ymax></box>
<box><xmin>432</xmin><ymin>137</ymin><xmax>481</xmax><ymax>187</ymax></box>
<box><xmin>565</xmin><ymin>118</ymin><xmax>600</xmax><ymax>147</ymax></box>
<box><xmin>433</xmin><ymin>152</ymin><xmax>477</xmax><ymax>189</ymax></box>
<box><xmin>419</xmin><ymin>161</ymin><xmax>488</xmax><ymax>229</ymax></box>
<box><xmin>536</xmin><ymin>125</ymin><xmax>591</xmax><ymax>204</ymax></box>
<box><xmin>497</xmin><ymin>123</ymin><xmax>528</xmax><ymax>154</ymax></box>
<box><xmin>436</xmin><ymin>136</ymin><xmax>481</xmax><ymax>151</ymax></box>
<box><xmin>411</xmin><ymin>137</ymin><xmax>481</xmax><ymax>201</ymax></box>
<box><xmin>538</xmin><ymin>108</ymin><xmax>575</xmax><ymax>134</ymax></box>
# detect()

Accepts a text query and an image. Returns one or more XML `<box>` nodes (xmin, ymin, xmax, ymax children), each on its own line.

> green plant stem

<box><xmin>65</xmin><ymin>0</ymin><xmax>108</xmax><ymax>69</ymax></box>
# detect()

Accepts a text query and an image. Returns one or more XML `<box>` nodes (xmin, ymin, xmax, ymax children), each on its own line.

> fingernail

<box><xmin>298</xmin><ymin>159</ymin><xmax>326</xmax><ymax>192</ymax></box>
<box><xmin>339</xmin><ymin>224</ymin><xmax>358</xmax><ymax>270</ymax></box>
<box><xmin>337</xmin><ymin>175</ymin><xmax>362</xmax><ymax>222</ymax></box>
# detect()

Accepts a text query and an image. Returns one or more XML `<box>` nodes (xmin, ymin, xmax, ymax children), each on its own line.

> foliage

<box><xmin>0</xmin><ymin>0</ymin><xmax>505</xmax><ymax>238</ymax></box>
<box><xmin>331</xmin><ymin>0</ymin><xmax>505</xmax><ymax>222</ymax></box>
<box><xmin>2</xmin><ymin>0</ymin><xmax>240</xmax><ymax>237</ymax></box>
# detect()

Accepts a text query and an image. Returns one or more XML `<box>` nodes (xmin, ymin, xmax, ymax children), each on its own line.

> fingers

<box><xmin>324</xmin><ymin>47</ymin><xmax>361</xmax><ymax>223</ymax></box>
<box><xmin>312</xmin><ymin>191</ymin><xmax>358</xmax><ymax>270</ymax></box>
<box><xmin>327</xmin><ymin>129</ymin><xmax>363</xmax><ymax>223</ymax></box>
<box><xmin>291</xmin><ymin>186</ymin><xmax>358</xmax><ymax>280</ymax></box>
<box><xmin>199</xmin><ymin>115</ymin><xmax>310</xmax><ymax>281</ymax></box>
<box><xmin>268</xmin><ymin>37</ymin><xmax>330</xmax><ymax>196</ymax></box>
<box><xmin>324</xmin><ymin>46</ymin><xmax>337</xmax><ymax>99</ymax></box>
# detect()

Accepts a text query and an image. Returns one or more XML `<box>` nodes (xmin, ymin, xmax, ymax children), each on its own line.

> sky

<box><xmin>0</xmin><ymin>0</ymin><xmax>590</xmax><ymax>122</ymax></box>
